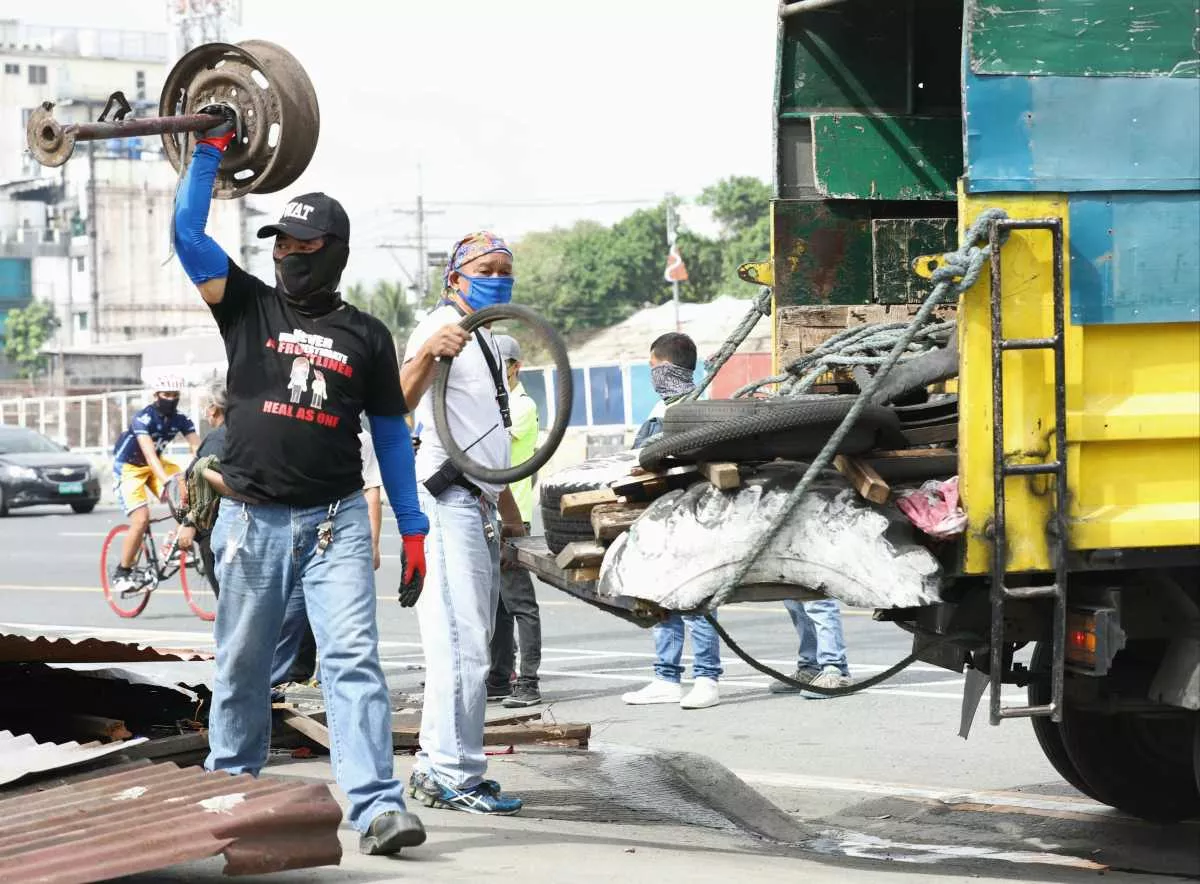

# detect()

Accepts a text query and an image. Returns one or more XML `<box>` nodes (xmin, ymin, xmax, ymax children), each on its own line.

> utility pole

<box><xmin>394</xmin><ymin>171</ymin><xmax>443</xmax><ymax>305</ymax></box>
<box><xmin>666</xmin><ymin>193</ymin><xmax>681</xmax><ymax>332</ymax></box>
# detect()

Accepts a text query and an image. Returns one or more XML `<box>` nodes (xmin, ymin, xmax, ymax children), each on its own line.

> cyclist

<box><xmin>110</xmin><ymin>376</ymin><xmax>200</xmax><ymax>592</ymax></box>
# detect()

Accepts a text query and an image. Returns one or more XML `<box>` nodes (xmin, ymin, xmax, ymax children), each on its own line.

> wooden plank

<box><xmin>776</xmin><ymin>303</ymin><xmax>957</xmax><ymax>365</ymax></box>
<box><xmin>865</xmin><ymin>449</ymin><xmax>957</xmax><ymax>484</ymax></box>
<box><xmin>280</xmin><ymin>709</ymin><xmax>332</xmax><ymax>749</ymax></box>
<box><xmin>554</xmin><ymin>541</ymin><xmax>607</xmax><ymax>570</ymax></box>
<box><xmin>559</xmin><ymin>487</ymin><xmax>617</xmax><ymax>517</ymax></box>
<box><xmin>590</xmin><ymin>502</ymin><xmax>650</xmax><ymax>542</ymax></box>
<box><xmin>833</xmin><ymin>455</ymin><xmax>890</xmax><ymax>504</ymax></box>
<box><xmin>68</xmin><ymin>715</ymin><xmax>132</xmax><ymax>743</ymax></box>
<box><xmin>565</xmin><ymin>566</ymin><xmax>602</xmax><ymax>583</ymax></box>
<box><xmin>699</xmin><ymin>462</ymin><xmax>741</xmax><ymax>491</ymax></box>
<box><xmin>969</xmin><ymin>0</ymin><xmax>1198</xmax><ymax>77</ymax></box>
<box><xmin>392</xmin><ymin>721</ymin><xmax>591</xmax><ymax>750</ymax></box>
<box><xmin>812</xmin><ymin>115</ymin><xmax>961</xmax><ymax>201</ymax></box>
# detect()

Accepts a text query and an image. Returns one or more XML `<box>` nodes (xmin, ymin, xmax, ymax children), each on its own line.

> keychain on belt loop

<box><xmin>316</xmin><ymin>498</ymin><xmax>341</xmax><ymax>556</ymax></box>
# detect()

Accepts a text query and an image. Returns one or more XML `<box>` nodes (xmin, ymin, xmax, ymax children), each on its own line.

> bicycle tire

<box><xmin>639</xmin><ymin>397</ymin><xmax>901</xmax><ymax>472</ymax></box>
<box><xmin>432</xmin><ymin>303</ymin><xmax>573</xmax><ymax>485</ymax></box>
<box><xmin>179</xmin><ymin>546</ymin><xmax>215</xmax><ymax>621</ymax></box>
<box><xmin>100</xmin><ymin>524</ymin><xmax>150</xmax><ymax>618</ymax></box>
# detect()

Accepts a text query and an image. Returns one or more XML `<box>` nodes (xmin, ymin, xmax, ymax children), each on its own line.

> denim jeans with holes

<box><xmin>205</xmin><ymin>491</ymin><xmax>406</xmax><ymax>831</ymax></box>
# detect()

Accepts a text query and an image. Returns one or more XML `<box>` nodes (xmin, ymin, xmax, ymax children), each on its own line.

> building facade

<box><xmin>0</xmin><ymin>19</ymin><xmax>243</xmax><ymax>364</ymax></box>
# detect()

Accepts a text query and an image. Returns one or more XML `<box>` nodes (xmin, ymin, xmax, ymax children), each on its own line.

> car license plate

<box><xmin>58</xmin><ymin>481</ymin><xmax>84</xmax><ymax>495</ymax></box>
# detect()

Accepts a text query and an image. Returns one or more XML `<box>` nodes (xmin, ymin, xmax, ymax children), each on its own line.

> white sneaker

<box><xmin>621</xmin><ymin>678</ymin><xmax>683</xmax><ymax>705</ymax></box>
<box><xmin>680</xmin><ymin>676</ymin><xmax>720</xmax><ymax>710</ymax></box>
<box><xmin>805</xmin><ymin>665</ymin><xmax>853</xmax><ymax>698</ymax></box>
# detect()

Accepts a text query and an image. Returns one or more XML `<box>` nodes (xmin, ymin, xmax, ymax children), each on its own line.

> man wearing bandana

<box><xmin>624</xmin><ymin>332</ymin><xmax>724</xmax><ymax>709</ymax></box>
<box><xmin>399</xmin><ymin>231</ymin><xmax>528</xmax><ymax>815</ymax></box>
<box><xmin>171</xmin><ymin>108</ymin><xmax>430</xmax><ymax>855</ymax></box>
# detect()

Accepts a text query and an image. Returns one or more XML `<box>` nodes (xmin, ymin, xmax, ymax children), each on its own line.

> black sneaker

<box><xmin>769</xmin><ymin>667</ymin><xmax>821</xmax><ymax>694</ymax></box>
<box><xmin>502</xmin><ymin>683</ymin><xmax>541</xmax><ymax>708</ymax></box>
<box><xmin>486</xmin><ymin>682</ymin><xmax>512</xmax><ymax>702</ymax></box>
<box><xmin>358</xmin><ymin>810</ymin><xmax>426</xmax><ymax>855</ymax></box>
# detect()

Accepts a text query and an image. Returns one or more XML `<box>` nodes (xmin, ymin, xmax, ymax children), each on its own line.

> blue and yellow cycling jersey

<box><xmin>112</xmin><ymin>404</ymin><xmax>196</xmax><ymax>467</ymax></box>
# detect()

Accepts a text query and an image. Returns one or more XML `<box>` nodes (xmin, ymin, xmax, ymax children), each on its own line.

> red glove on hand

<box><xmin>196</xmin><ymin>103</ymin><xmax>237</xmax><ymax>152</ymax></box>
<box><xmin>398</xmin><ymin>535</ymin><xmax>426</xmax><ymax>607</ymax></box>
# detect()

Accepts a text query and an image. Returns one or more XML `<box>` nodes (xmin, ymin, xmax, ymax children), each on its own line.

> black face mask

<box><xmin>275</xmin><ymin>238</ymin><xmax>350</xmax><ymax>317</ymax></box>
<box><xmin>155</xmin><ymin>396</ymin><xmax>179</xmax><ymax>417</ymax></box>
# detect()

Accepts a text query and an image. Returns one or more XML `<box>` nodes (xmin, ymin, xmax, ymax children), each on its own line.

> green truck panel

<box><xmin>969</xmin><ymin>0</ymin><xmax>1200</xmax><ymax>77</ymax></box>
<box><xmin>812</xmin><ymin>115</ymin><xmax>962</xmax><ymax>200</ymax></box>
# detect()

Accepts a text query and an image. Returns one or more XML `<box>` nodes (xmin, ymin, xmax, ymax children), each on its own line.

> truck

<box><xmin>513</xmin><ymin>0</ymin><xmax>1200</xmax><ymax>821</ymax></box>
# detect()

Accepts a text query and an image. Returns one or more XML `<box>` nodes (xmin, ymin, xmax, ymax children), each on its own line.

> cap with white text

<box><xmin>257</xmin><ymin>192</ymin><xmax>350</xmax><ymax>243</ymax></box>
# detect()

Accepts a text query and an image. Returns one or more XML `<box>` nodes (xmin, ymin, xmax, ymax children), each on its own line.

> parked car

<box><xmin>0</xmin><ymin>426</ymin><xmax>102</xmax><ymax>516</ymax></box>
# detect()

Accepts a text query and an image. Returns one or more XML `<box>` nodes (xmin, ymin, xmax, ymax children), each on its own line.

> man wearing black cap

<box><xmin>171</xmin><ymin>109</ymin><xmax>430</xmax><ymax>856</ymax></box>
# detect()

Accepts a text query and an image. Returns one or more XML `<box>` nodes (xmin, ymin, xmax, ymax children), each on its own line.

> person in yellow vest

<box><xmin>486</xmin><ymin>334</ymin><xmax>543</xmax><ymax>708</ymax></box>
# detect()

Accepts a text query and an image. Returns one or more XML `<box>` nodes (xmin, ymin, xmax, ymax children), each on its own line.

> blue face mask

<box><xmin>457</xmin><ymin>273</ymin><xmax>514</xmax><ymax>311</ymax></box>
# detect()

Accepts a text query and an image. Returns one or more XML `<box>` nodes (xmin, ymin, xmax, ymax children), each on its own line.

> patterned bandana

<box><xmin>442</xmin><ymin>231</ymin><xmax>513</xmax><ymax>290</ymax></box>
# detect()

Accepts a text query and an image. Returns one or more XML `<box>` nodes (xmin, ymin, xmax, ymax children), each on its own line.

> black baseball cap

<box><xmin>257</xmin><ymin>192</ymin><xmax>351</xmax><ymax>243</ymax></box>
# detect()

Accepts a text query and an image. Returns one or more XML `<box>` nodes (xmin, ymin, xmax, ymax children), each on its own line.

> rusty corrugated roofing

<box><xmin>0</xmin><ymin>632</ymin><xmax>211</xmax><ymax>664</ymax></box>
<box><xmin>0</xmin><ymin>731</ymin><xmax>148</xmax><ymax>787</ymax></box>
<box><xmin>0</xmin><ymin>761</ymin><xmax>343</xmax><ymax>883</ymax></box>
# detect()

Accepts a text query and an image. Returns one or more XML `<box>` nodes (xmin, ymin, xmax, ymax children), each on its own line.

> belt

<box><xmin>452</xmin><ymin>475</ymin><xmax>484</xmax><ymax>498</ymax></box>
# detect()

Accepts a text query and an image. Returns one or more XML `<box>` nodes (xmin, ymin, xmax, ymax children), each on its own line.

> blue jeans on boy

<box><xmin>653</xmin><ymin>613</ymin><xmax>723</xmax><ymax>682</ymax></box>
<box><xmin>206</xmin><ymin>492</ymin><xmax>407</xmax><ymax>832</ymax></box>
<box><xmin>413</xmin><ymin>486</ymin><xmax>501</xmax><ymax>790</ymax></box>
<box><xmin>783</xmin><ymin>599</ymin><xmax>850</xmax><ymax>676</ymax></box>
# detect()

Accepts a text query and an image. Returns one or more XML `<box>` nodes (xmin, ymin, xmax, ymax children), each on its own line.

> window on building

<box><xmin>75</xmin><ymin>312</ymin><xmax>89</xmax><ymax>333</ymax></box>
<box><xmin>75</xmin><ymin>256</ymin><xmax>86</xmax><ymax>272</ymax></box>
<box><xmin>28</xmin><ymin>64</ymin><xmax>47</xmax><ymax>85</ymax></box>
<box><xmin>4</xmin><ymin>63</ymin><xmax>19</xmax><ymax>76</ymax></box>
<box><xmin>135</xmin><ymin>69</ymin><xmax>146</xmax><ymax>101</ymax></box>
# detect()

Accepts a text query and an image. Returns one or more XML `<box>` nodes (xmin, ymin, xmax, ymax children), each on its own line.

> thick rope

<box><xmin>684</xmin><ymin>287</ymin><xmax>773</xmax><ymax>402</ymax></box>
<box><xmin>703</xmin><ymin>208</ymin><xmax>1007</xmax><ymax>612</ymax></box>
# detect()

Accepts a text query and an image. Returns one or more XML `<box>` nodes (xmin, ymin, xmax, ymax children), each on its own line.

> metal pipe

<box><xmin>55</xmin><ymin>112</ymin><xmax>222</xmax><ymax>144</ymax></box>
<box><xmin>780</xmin><ymin>0</ymin><xmax>852</xmax><ymax>18</ymax></box>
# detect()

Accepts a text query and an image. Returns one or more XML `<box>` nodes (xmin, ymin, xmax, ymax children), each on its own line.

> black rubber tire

<box><xmin>71</xmin><ymin>501</ymin><xmax>97</xmax><ymax>514</ymax></box>
<box><xmin>542</xmin><ymin>506</ymin><xmax>598</xmax><ymax>554</ymax></box>
<box><xmin>1027</xmin><ymin>643</ymin><xmax>1099</xmax><ymax>800</ymax></box>
<box><xmin>0</xmin><ymin>485</ymin><xmax>7</xmax><ymax>517</ymax></box>
<box><xmin>641</xmin><ymin>397</ymin><xmax>903</xmax><ymax>471</ymax></box>
<box><xmin>1058</xmin><ymin>647</ymin><xmax>1200</xmax><ymax>821</ymax></box>
<box><xmin>433</xmin><ymin>303</ymin><xmax>573</xmax><ymax>485</ymax></box>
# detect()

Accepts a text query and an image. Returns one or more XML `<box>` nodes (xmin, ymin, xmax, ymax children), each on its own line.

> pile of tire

<box><xmin>538</xmin><ymin>452</ymin><xmax>640</xmax><ymax>554</ymax></box>
<box><xmin>638</xmin><ymin>396</ymin><xmax>905</xmax><ymax>472</ymax></box>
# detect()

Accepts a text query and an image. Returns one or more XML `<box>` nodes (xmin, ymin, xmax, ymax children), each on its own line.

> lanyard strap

<box><xmin>446</xmin><ymin>300</ymin><xmax>512</xmax><ymax>429</ymax></box>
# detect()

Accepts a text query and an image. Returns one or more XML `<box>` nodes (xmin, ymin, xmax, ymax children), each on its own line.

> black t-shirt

<box><xmin>209</xmin><ymin>261</ymin><xmax>406</xmax><ymax>506</ymax></box>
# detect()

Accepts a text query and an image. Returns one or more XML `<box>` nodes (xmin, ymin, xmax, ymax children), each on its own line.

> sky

<box><xmin>21</xmin><ymin>0</ymin><xmax>778</xmax><ymax>289</ymax></box>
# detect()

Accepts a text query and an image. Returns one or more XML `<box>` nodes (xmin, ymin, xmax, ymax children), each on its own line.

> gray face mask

<box><xmin>651</xmin><ymin>363</ymin><xmax>695</xmax><ymax>400</ymax></box>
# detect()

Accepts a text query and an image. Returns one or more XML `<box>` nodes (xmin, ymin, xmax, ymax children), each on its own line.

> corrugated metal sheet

<box><xmin>0</xmin><ymin>632</ymin><xmax>210</xmax><ymax>664</ymax></box>
<box><xmin>0</xmin><ymin>731</ymin><xmax>147</xmax><ymax>787</ymax></box>
<box><xmin>0</xmin><ymin>761</ymin><xmax>343</xmax><ymax>883</ymax></box>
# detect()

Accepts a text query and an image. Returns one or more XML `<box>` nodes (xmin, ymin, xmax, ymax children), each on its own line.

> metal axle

<box><xmin>56</xmin><ymin>112</ymin><xmax>223</xmax><ymax>143</ymax></box>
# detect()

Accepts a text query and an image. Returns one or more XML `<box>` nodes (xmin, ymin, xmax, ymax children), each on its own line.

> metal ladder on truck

<box><xmin>986</xmin><ymin>217</ymin><xmax>1069</xmax><ymax>725</ymax></box>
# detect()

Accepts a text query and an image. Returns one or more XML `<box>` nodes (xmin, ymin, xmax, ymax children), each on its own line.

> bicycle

<box><xmin>99</xmin><ymin>478</ymin><xmax>216</xmax><ymax>621</ymax></box>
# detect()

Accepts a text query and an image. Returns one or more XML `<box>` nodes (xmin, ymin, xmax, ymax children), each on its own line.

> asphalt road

<box><xmin>1</xmin><ymin>502</ymin><xmax>1196</xmax><ymax>882</ymax></box>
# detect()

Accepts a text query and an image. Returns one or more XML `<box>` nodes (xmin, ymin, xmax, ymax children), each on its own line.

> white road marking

<box><xmin>58</xmin><ymin>532</ymin><xmax>112</xmax><ymax>537</ymax></box>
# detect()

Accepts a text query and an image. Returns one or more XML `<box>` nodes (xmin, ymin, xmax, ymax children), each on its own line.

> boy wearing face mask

<box><xmin>399</xmin><ymin>232</ymin><xmax>527</xmax><ymax>815</ymax></box>
<box><xmin>624</xmin><ymin>333</ymin><xmax>723</xmax><ymax>710</ymax></box>
<box><xmin>170</xmin><ymin>108</ymin><xmax>430</xmax><ymax>856</ymax></box>
<box><xmin>109</xmin><ymin>376</ymin><xmax>200</xmax><ymax>594</ymax></box>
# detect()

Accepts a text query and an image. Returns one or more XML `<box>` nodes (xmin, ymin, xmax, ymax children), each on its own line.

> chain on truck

<box><xmin>474</xmin><ymin>1</ymin><xmax>1200</xmax><ymax>824</ymax></box>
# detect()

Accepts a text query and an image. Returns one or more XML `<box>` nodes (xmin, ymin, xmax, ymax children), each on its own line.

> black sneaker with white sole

<box><xmin>501</xmin><ymin>683</ymin><xmax>541</xmax><ymax>708</ymax></box>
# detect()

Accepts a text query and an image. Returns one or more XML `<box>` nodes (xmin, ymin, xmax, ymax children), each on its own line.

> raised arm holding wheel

<box><xmin>171</xmin><ymin>109</ymin><xmax>429</xmax><ymax>857</ymax></box>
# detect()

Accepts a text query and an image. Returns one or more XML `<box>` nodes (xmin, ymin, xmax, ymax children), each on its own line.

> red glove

<box><xmin>399</xmin><ymin>535</ymin><xmax>426</xmax><ymax>607</ymax></box>
<box><xmin>197</xmin><ymin>104</ymin><xmax>237</xmax><ymax>152</ymax></box>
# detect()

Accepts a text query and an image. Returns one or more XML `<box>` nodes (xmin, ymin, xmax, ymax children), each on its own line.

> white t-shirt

<box><xmin>359</xmin><ymin>429</ymin><xmax>382</xmax><ymax>490</ymax></box>
<box><xmin>404</xmin><ymin>304</ymin><xmax>511</xmax><ymax>501</ymax></box>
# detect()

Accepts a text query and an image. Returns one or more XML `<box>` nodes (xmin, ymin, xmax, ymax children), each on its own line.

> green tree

<box><xmin>345</xmin><ymin>280</ymin><xmax>416</xmax><ymax>343</ymax></box>
<box><xmin>700</xmin><ymin>176</ymin><xmax>772</xmax><ymax>285</ymax></box>
<box><xmin>3</xmin><ymin>300</ymin><xmax>60</xmax><ymax>379</ymax></box>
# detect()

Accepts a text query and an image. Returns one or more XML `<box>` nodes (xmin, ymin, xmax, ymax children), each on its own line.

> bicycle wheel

<box><xmin>178</xmin><ymin>546</ymin><xmax>215</xmax><ymax>622</ymax></box>
<box><xmin>100</xmin><ymin>524</ymin><xmax>150</xmax><ymax>618</ymax></box>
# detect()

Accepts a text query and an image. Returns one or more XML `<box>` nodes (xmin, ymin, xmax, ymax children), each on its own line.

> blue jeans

<box><xmin>205</xmin><ymin>492</ymin><xmax>406</xmax><ymax>831</ymax></box>
<box><xmin>784</xmin><ymin>599</ymin><xmax>850</xmax><ymax>676</ymax></box>
<box><xmin>414</xmin><ymin>486</ymin><xmax>501</xmax><ymax>790</ymax></box>
<box><xmin>653</xmin><ymin>613</ymin><xmax>723</xmax><ymax>682</ymax></box>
